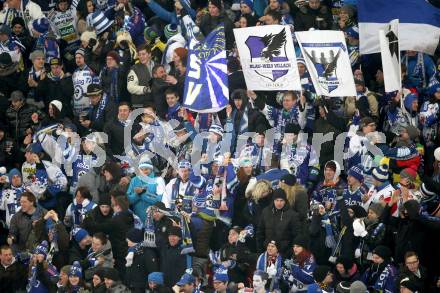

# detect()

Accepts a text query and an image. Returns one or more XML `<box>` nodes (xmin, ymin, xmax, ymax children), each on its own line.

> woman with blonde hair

<box><xmin>279</xmin><ymin>174</ymin><xmax>309</xmax><ymax>223</ymax></box>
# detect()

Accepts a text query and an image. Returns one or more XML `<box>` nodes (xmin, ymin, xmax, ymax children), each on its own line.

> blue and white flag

<box><xmin>183</xmin><ymin>25</ymin><xmax>228</xmax><ymax>113</ymax></box>
<box><xmin>296</xmin><ymin>30</ymin><xmax>356</xmax><ymax>97</ymax></box>
<box><xmin>233</xmin><ymin>25</ymin><xmax>301</xmax><ymax>91</ymax></box>
<box><xmin>358</xmin><ymin>0</ymin><xmax>440</xmax><ymax>55</ymax></box>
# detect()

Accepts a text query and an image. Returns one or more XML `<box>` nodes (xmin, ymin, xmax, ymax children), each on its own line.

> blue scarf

<box><xmin>166</xmin><ymin>102</ymin><xmax>181</xmax><ymax>121</ymax></box>
<box><xmin>94</xmin><ymin>94</ymin><xmax>108</xmax><ymax>121</ymax></box>
<box><xmin>109</xmin><ymin>67</ymin><xmax>119</xmax><ymax>103</ymax></box>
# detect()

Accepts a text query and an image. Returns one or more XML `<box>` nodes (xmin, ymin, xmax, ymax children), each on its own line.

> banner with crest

<box><xmin>234</xmin><ymin>25</ymin><xmax>301</xmax><ymax>91</ymax></box>
<box><xmin>296</xmin><ymin>30</ymin><xmax>356</xmax><ymax>97</ymax></box>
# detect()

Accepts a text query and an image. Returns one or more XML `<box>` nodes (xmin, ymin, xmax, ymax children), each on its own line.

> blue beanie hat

<box><xmin>348</xmin><ymin>165</ymin><xmax>364</xmax><ymax>182</ymax></box>
<box><xmin>241</xmin><ymin>0</ymin><xmax>254</xmax><ymax>10</ymax></box>
<box><xmin>372</xmin><ymin>164</ymin><xmax>389</xmax><ymax>182</ymax></box>
<box><xmin>178</xmin><ymin>159</ymin><xmax>192</xmax><ymax>170</ymax></box>
<box><xmin>69</xmin><ymin>261</ymin><xmax>82</xmax><ymax>277</ymax></box>
<box><xmin>213</xmin><ymin>267</ymin><xmax>229</xmax><ymax>283</ymax></box>
<box><xmin>32</xmin><ymin>18</ymin><xmax>50</xmax><ymax>34</ymax></box>
<box><xmin>8</xmin><ymin>168</ymin><xmax>21</xmax><ymax>182</ymax></box>
<box><xmin>72</xmin><ymin>227</ymin><xmax>89</xmax><ymax>243</ymax></box>
<box><xmin>148</xmin><ymin>272</ymin><xmax>164</xmax><ymax>285</ymax></box>
<box><xmin>139</xmin><ymin>159</ymin><xmax>154</xmax><ymax>170</ymax></box>
<box><xmin>34</xmin><ymin>240</ymin><xmax>49</xmax><ymax>259</ymax></box>
<box><xmin>345</xmin><ymin>26</ymin><xmax>359</xmax><ymax>39</ymax></box>
<box><xmin>403</xmin><ymin>93</ymin><xmax>417</xmax><ymax>112</ymax></box>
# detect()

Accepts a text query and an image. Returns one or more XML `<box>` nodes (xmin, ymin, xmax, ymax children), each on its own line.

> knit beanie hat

<box><xmin>349</xmin><ymin>281</ymin><xmax>367</xmax><ymax>292</ymax></box>
<box><xmin>148</xmin><ymin>272</ymin><xmax>164</xmax><ymax>285</ymax></box>
<box><xmin>98</xmin><ymin>193</ymin><xmax>111</xmax><ymax>206</ymax></box>
<box><xmin>91</xmin><ymin>10</ymin><xmax>113</xmax><ymax>35</ymax></box>
<box><xmin>168</xmin><ymin>226</ymin><xmax>182</xmax><ymax>238</ymax></box>
<box><xmin>209</xmin><ymin>123</ymin><xmax>224</xmax><ymax>137</ymax></box>
<box><xmin>280</xmin><ymin>173</ymin><xmax>297</xmax><ymax>186</ymax></box>
<box><xmin>72</xmin><ymin>227</ymin><xmax>89</xmax><ymax>243</ymax></box>
<box><xmin>164</xmin><ymin>23</ymin><xmax>179</xmax><ymax>40</ymax></box>
<box><xmin>400</xmin><ymin>277</ymin><xmax>421</xmax><ymax>292</ymax></box>
<box><xmin>284</xmin><ymin>123</ymin><xmax>301</xmax><ymax>134</ymax></box>
<box><xmin>348</xmin><ymin>165</ymin><xmax>364</xmax><ymax>182</ymax></box>
<box><xmin>372</xmin><ymin>245</ymin><xmax>392</xmax><ymax>261</ymax></box>
<box><xmin>34</xmin><ymin>240</ymin><xmax>49</xmax><ymax>258</ymax></box>
<box><xmin>400</xmin><ymin>168</ymin><xmax>417</xmax><ymax>182</ymax></box>
<box><xmin>435</xmin><ymin>147</ymin><xmax>440</xmax><ymax>161</ymax></box>
<box><xmin>368</xmin><ymin>202</ymin><xmax>384</xmax><ymax>217</ymax></box>
<box><xmin>372</xmin><ymin>164</ymin><xmax>389</xmax><ymax>182</ymax></box>
<box><xmin>103</xmin><ymin>268</ymin><xmax>120</xmax><ymax>281</ymax></box>
<box><xmin>106</xmin><ymin>50</ymin><xmax>120</xmax><ymax>63</ymax></box>
<box><xmin>403</xmin><ymin>93</ymin><xmax>418</xmax><ymax>112</ymax></box>
<box><xmin>127</xmin><ymin>228</ymin><xmax>143</xmax><ymax>243</ymax></box>
<box><xmin>213</xmin><ymin>267</ymin><xmax>229</xmax><ymax>283</ymax></box>
<box><xmin>404</xmin><ymin>125</ymin><xmax>420</xmax><ymax>141</ymax></box>
<box><xmin>69</xmin><ymin>261</ymin><xmax>83</xmax><ymax>278</ymax></box>
<box><xmin>336</xmin><ymin>256</ymin><xmax>354</xmax><ymax>271</ymax></box>
<box><xmin>144</xmin><ymin>26</ymin><xmax>158</xmax><ymax>42</ymax></box>
<box><xmin>313</xmin><ymin>265</ymin><xmax>331</xmax><ymax>283</ymax></box>
<box><xmin>293</xmin><ymin>234</ymin><xmax>310</xmax><ymax>250</ymax></box>
<box><xmin>32</xmin><ymin>18</ymin><xmax>50</xmax><ymax>34</ymax></box>
<box><xmin>178</xmin><ymin>159</ymin><xmax>192</xmax><ymax>170</ymax></box>
<box><xmin>209</xmin><ymin>0</ymin><xmax>223</xmax><ymax>10</ymax></box>
<box><xmin>50</xmin><ymin>100</ymin><xmax>63</xmax><ymax>112</ymax></box>
<box><xmin>272</xmin><ymin>188</ymin><xmax>287</xmax><ymax>201</ymax></box>
<box><xmin>7</xmin><ymin>168</ymin><xmax>21</xmax><ymax>183</ymax></box>
<box><xmin>75</xmin><ymin>48</ymin><xmax>85</xmax><ymax>57</ymax></box>
<box><xmin>349</xmin><ymin>205</ymin><xmax>368</xmax><ymax>218</ymax></box>
<box><xmin>241</xmin><ymin>0</ymin><xmax>254</xmax><ymax>10</ymax></box>
<box><xmin>336</xmin><ymin>281</ymin><xmax>351</xmax><ymax>293</ymax></box>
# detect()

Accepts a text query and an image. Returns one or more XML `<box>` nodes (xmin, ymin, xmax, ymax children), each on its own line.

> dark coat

<box><xmin>103</xmin><ymin>119</ymin><xmax>136</xmax><ymax>158</ymax></box>
<box><xmin>68</xmin><ymin>240</ymin><xmax>91</xmax><ymax>269</ymax></box>
<box><xmin>309</xmin><ymin>213</ymin><xmax>332</xmax><ymax>265</ymax></box>
<box><xmin>5</xmin><ymin>102</ymin><xmax>39</xmax><ymax>142</ymax></box>
<box><xmin>125</xmin><ymin>247</ymin><xmax>159</xmax><ymax>290</ymax></box>
<box><xmin>100</xmin><ymin>66</ymin><xmax>130</xmax><ymax>103</ymax></box>
<box><xmin>294</xmin><ymin>4</ymin><xmax>334</xmax><ymax>31</ymax></box>
<box><xmin>159</xmin><ymin>243</ymin><xmax>186</xmax><ymax>287</ymax></box>
<box><xmin>0</xmin><ymin>259</ymin><xmax>28</xmax><ymax>291</ymax></box>
<box><xmin>199</xmin><ymin>12</ymin><xmax>234</xmax><ymax>50</ymax></box>
<box><xmin>36</xmin><ymin>73</ymin><xmax>74</xmax><ymax>116</ymax></box>
<box><xmin>151</xmin><ymin>78</ymin><xmax>170</xmax><ymax>119</ymax></box>
<box><xmin>88</xmin><ymin>97</ymin><xmax>117</xmax><ymax>132</ymax></box>
<box><xmin>90</xmin><ymin>210</ymin><xmax>134</xmax><ymax>268</ymax></box>
<box><xmin>81</xmin><ymin>205</ymin><xmax>114</xmax><ymax>235</ymax></box>
<box><xmin>256</xmin><ymin>202</ymin><xmax>301</xmax><ymax>256</ymax></box>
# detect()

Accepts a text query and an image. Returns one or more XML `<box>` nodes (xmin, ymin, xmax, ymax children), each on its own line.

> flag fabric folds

<box><xmin>183</xmin><ymin>25</ymin><xmax>229</xmax><ymax>113</ymax></box>
<box><xmin>379</xmin><ymin>19</ymin><xmax>402</xmax><ymax>93</ymax></box>
<box><xmin>233</xmin><ymin>25</ymin><xmax>301</xmax><ymax>91</ymax></box>
<box><xmin>358</xmin><ymin>0</ymin><xmax>440</xmax><ymax>55</ymax></box>
<box><xmin>296</xmin><ymin>30</ymin><xmax>356</xmax><ymax>97</ymax></box>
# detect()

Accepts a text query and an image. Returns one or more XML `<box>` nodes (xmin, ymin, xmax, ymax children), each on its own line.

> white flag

<box><xmin>233</xmin><ymin>25</ymin><xmax>301</xmax><ymax>91</ymax></box>
<box><xmin>379</xmin><ymin>19</ymin><xmax>401</xmax><ymax>93</ymax></box>
<box><xmin>295</xmin><ymin>30</ymin><xmax>356</xmax><ymax>97</ymax></box>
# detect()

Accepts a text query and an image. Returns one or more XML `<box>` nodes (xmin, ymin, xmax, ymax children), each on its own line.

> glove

<box><xmin>88</xmin><ymin>38</ymin><xmax>97</xmax><ymax>49</ymax></box>
<box><xmin>353</xmin><ymin>218</ymin><xmax>368</xmax><ymax>237</ymax></box>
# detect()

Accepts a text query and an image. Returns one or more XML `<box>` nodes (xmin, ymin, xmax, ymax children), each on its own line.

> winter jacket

<box><xmin>0</xmin><ymin>258</ymin><xmax>28</xmax><ymax>291</ymax></box>
<box><xmin>107</xmin><ymin>281</ymin><xmax>130</xmax><ymax>293</ymax></box>
<box><xmin>5</xmin><ymin>102</ymin><xmax>38</xmax><ymax>142</ymax></box>
<box><xmin>294</xmin><ymin>4</ymin><xmax>334</xmax><ymax>31</ymax></box>
<box><xmin>281</xmin><ymin>254</ymin><xmax>316</xmax><ymax>292</ymax></box>
<box><xmin>159</xmin><ymin>243</ymin><xmax>186</xmax><ymax>287</ymax></box>
<box><xmin>127</xmin><ymin>174</ymin><xmax>165</xmax><ymax>223</ymax></box>
<box><xmin>256</xmin><ymin>203</ymin><xmax>301</xmax><ymax>256</ymax></box>
<box><xmin>99</xmin><ymin>66</ymin><xmax>130</xmax><ymax>104</ymax></box>
<box><xmin>151</xmin><ymin>77</ymin><xmax>171</xmax><ymax>118</ymax></box>
<box><xmin>103</xmin><ymin>119</ymin><xmax>136</xmax><ymax>159</ymax></box>
<box><xmin>125</xmin><ymin>247</ymin><xmax>159</xmax><ymax>290</ymax></box>
<box><xmin>81</xmin><ymin>205</ymin><xmax>114</xmax><ymax>234</ymax></box>
<box><xmin>88</xmin><ymin>96</ymin><xmax>117</xmax><ymax>132</ymax></box>
<box><xmin>68</xmin><ymin>240</ymin><xmax>91</xmax><ymax>269</ymax></box>
<box><xmin>309</xmin><ymin>213</ymin><xmax>332</xmax><ymax>265</ymax></box>
<box><xmin>127</xmin><ymin>62</ymin><xmax>153</xmax><ymax>107</ymax></box>
<box><xmin>36</xmin><ymin>73</ymin><xmax>74</xmax><ymax>117</ymax></box>
<box><xmin>397</xmin><ymin>265</ymin><xmax>428</xmax><ymax>292</ymax></box>
<box><xmin>362</xmin><ymin>262</ymin><xmax>397</xmax><ymax>293</ymax></box>
<box><xmin>147</xmin><ymin>0</ymin><xmax>196</xmax><ymax>25</ymax></box>
<box><xmin>199</xmin><ymin>13</ymin><xmax>235</xmax><ymax>50</ymax></box>
<box><xmin>89</xmin><ymin>210</ymin><xmax>134</xmax><ymax>270</ymax></box>
<box><xmin>9</xmin><ymin>206</ymin><xmax>47</xmax><ymax>253</ymax></box>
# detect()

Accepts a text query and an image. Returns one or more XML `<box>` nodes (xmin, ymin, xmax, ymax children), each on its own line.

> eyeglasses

<box><xmin>406</xmin><ymin>260</ymin><xmax>419</xmax><ymax>265</ymax></box>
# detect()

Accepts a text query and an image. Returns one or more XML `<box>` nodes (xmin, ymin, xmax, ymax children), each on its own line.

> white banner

<box><xmin>295</xmin><ymin>30</ymin><xmax>356</xmax><ymax>97</ymax></box>
<box><xmin>379</xmin><ymin>19</ymin><xmax>401</xmax><ymax>93</ymax></box>
<box><xmin>233</xmin><ymin>25</ymin><xmax>301</xmax><ymax>91</ymax></box>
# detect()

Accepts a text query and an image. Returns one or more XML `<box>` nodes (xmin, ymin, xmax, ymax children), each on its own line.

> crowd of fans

<box><xmin>0</xmin><ymin>0</ymin><xmax>440</xmax><ymax>292</ymax></box>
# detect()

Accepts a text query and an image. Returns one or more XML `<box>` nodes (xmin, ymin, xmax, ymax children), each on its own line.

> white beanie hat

<box><xmin>50</xmin><ymin>100</ymin><xmax>63</xmax><ymax>112</ymax></box>
<box><xmin>434</xmin><ymin>147</ymin><xmax>440</xmax><ymax>161</ymax></box>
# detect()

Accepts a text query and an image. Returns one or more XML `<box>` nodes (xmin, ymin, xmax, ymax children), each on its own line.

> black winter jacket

<box><xmin>159</xmin><ymin>243</ymin><xmax>186</xmax><ymax>287</ymax></box>
<box><xmin>0</xmin><ymin>259</ymin><xmax>28</xmax><ymax>291</ymax></box>
<box><xmin>256</xmin><ymin>203</ymin><xmax>301</xmax><ymax>256</ymax></box>
<box><xmin>6</xmin><ymin>103</ymin><xmax>39</xmax><ymax>142</ymax></box>
<box><xmin>125</xmin><ymin>247</ymin><xmax>159</xmax><ymax>290</ymax></box>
